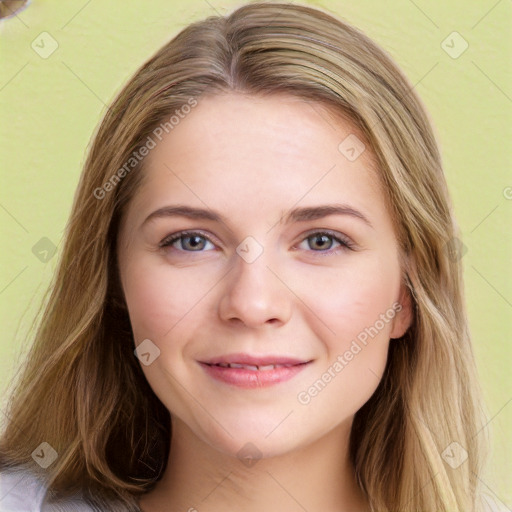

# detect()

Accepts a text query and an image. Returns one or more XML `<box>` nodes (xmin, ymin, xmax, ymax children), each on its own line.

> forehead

<box><xmin>123</xmin><ymin>92</ymin><xmax>387</xmax><ymax>231</ymax></box>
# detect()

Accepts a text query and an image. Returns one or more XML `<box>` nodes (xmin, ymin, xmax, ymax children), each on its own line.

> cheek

<box><xmin>294</xmin><ymin>266</ymin><xmax>396</xmax><ymax>422</ymax></box>
<box><xmin>121</xmin><ymin>257</ymin><xmax>211</xmax><ymax>342</ymax></box>
<box><xmin>120</xmin><ymin>257</ymin><xmax>210</xmax><ymax>416</ymax></box>
<box><xmin>294</xmin><ymin>253</ymin><xmax>401</xmax><ymax>344</ymax></box>
<box><xmin>291</xmin><ymin>253</ymin><xmax>400</xmax><ymax>407</ymax></box>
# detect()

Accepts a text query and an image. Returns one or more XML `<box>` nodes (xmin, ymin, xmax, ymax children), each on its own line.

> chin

<box><xmin>194</xmin><ymin>417</ymin><xmax>301</xmax><ymax>462</ymax></box>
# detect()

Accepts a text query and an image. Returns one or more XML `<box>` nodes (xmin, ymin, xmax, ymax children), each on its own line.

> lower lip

<box><xmin>199</xmin><ymin>362</ymin><xmax>310</xmax><ymax>388</ymax></box>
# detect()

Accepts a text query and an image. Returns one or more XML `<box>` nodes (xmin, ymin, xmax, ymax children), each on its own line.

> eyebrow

<box><xmin>142</xmin><ymin>203</ymin><xmax>373</xmax><ymax>229</ymax></box>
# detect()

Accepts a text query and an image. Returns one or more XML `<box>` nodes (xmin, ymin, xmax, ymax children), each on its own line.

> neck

<box><xmin>139</xmin><ymin>417</ymin><xmax>370</xmax><ymax>512</ymax></box>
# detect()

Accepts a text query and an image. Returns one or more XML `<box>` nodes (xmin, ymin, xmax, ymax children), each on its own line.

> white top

<box><xmin>0</xmin><ymin>469</ymin><xmax>93</xmax><ymax>511</ymax></box>
<box><xmin>0</xmin><ymin>468</ymin><xmax>509</xmax><ymax>511</ymax></box>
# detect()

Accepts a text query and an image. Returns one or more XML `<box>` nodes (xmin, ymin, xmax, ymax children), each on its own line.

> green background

<box><xmin>0</xmin><ymin>0</ymin><xmax>510</xmax><ymax>505</ymax></box>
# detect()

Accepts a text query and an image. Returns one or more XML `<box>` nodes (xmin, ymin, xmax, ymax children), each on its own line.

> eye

<box><xmin>159</xmin><ymin>229</ymin><xmax>354</xmax><ymax>255</ymax></box>
<box><xmin>159</xmin><ymin>231</ymin><xmax>216</xmax><ymax>252</ymax></box>
<box><xmin>296</xmin><ymin>230</ymin><xmax>354</xmax><ymax>255</ymax></box>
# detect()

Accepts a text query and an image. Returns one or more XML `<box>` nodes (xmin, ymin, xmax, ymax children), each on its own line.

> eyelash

<box><xmin>159</xmin><ymin>229</ymin><xmax>355</xmax><ymax>256</ymax></box>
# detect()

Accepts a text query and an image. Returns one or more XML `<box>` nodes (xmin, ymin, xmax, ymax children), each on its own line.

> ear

<box><xmin>390</xmin><ymin>284</ymin><xmax>413</xmax><ymax>339</ymax></box>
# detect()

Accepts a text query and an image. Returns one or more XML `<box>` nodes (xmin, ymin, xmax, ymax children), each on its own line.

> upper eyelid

<box><xmin>160</xmin><ymin>229</ymin><xmax>217</xmax><ymax>247</ymax></box>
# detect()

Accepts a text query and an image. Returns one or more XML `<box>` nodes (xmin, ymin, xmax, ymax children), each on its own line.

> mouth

<box><xmin>208</xmin><ymin>362</ymin><xmax>301</xmax><ymax>371</ymax></box>
<box><xmin>198</xmin><ymin>354</ymin><xmax>313</xmax><ymax>388</ymax></box>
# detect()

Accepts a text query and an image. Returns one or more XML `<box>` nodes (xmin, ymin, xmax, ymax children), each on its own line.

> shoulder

<box><xmin>0</xmin><ymin>468</ymin><xmax>94</xmax><ymax>511</ymax></box>
<box><xmin>0</xmin><ymin>468</ymin><xmax>47</xmax><ymax>511</ymax></box>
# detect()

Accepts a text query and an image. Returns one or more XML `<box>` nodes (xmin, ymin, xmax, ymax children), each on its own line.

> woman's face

<box><xmin>117</xmin><ymin>92</ymin><xmax>411</xmax><ymax>459</ymax></box>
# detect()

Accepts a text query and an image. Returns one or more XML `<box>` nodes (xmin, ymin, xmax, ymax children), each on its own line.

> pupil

<box><xmin>186</xmin><ymin>236</ymin><xmax>203</xmax><ymax>250</ymax></box>
<box><xmin>312</xmin><ymin>234</ymin><xmax>331</xmax><ymax>250</ymax></box>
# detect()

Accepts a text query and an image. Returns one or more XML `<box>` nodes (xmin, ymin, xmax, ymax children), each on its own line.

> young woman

<box><xmin>0</xmin><ymin>2</ymin><xmax>502</xmax><ymax>511</ymax></box>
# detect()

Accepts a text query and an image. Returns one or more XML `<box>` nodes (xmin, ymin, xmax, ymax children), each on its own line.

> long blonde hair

<box><xmin>0</xmin><ymin>2</ymin><xmax>489</xmax><ymax>510</ymax></box>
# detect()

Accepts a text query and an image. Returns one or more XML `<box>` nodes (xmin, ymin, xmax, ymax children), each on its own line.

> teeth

<box><xmin>214</xmin><ymin>363</ymin><xmax>291</xmax><ymax>371</ymax></box>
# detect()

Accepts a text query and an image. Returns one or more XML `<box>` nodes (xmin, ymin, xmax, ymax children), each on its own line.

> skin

<box><xmin>117</xmin><ymin>92</ymin><xmax>412</xmax><ymax>512</ymax></box>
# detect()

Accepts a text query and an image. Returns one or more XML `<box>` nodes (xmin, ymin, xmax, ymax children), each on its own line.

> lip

<box><xmin>203</xmin><ymin>353</ymin><xmax>309</xmax><ymax>366</ymax></box>
<box><xmin>198</xmin><ymin>353</ymin><xmax>313</xmax><ymax>388</ymax></box>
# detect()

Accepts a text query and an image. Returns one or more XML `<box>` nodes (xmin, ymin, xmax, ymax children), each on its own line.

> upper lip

<box><xmin>201</xmin><ymin>353</ymin><xmax>311</xmax><ymax>366</ymax></box>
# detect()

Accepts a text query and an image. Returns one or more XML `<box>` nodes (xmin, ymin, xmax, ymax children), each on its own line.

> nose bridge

<box><xmin>218</xmin><ymin>236</ymin><xmax>291</xmax><ymax>326</ymax></box>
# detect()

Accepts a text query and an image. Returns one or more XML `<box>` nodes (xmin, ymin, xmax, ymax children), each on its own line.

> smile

<box><xmin>199</xmin><ymin>358</ymin><xmax>312</xmax><ymax>388</ymax></box>
<box><xmin>213</xmin><ymin>362</ymin><xmax>296</xmax><ymax>371</ymax></box>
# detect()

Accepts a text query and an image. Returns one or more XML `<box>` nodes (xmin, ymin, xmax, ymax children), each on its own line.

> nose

<box><xmin>218</xmin><ymin>247</ymin><xmax>292</xmax><ymax>328</ymax></box>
